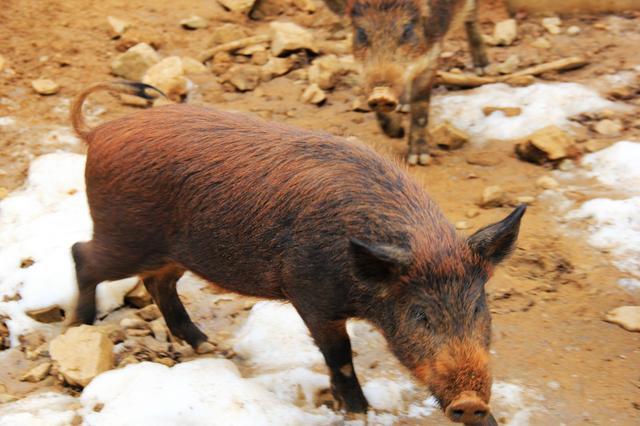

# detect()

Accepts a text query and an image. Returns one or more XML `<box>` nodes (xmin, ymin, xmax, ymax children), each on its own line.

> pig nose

<box><xmin>445</xmin><ymin>391</ymin><xmax>490</xmax><ymax>424</ymax></box>
<box><xmin>367</xmin><ymin>87</ymin><xmax>398</xmax><ymax>113</ymax></box>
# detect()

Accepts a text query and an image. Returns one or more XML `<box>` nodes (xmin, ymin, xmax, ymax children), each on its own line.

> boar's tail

<box><xmin>70</xmin><ymin>80</ymin><xmax>166</xmax><ymax>141</ymax></box>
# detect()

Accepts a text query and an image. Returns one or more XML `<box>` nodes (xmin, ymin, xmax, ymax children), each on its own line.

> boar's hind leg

<box><xmin>300</xmin><ymin>316</ymin><xmax>368</xmax><ymax>412</ymax></box>
<box><xmin>375</xmin><ymin>111</ymin><xmax>405</xmax><ymax>139</ymax></box>
<box><xmin>407</xmin><ymin>99</ymin><xmax>432</xmax><ymax>166</ymax></box>
<box><xmin>464</xmin><ymin>0</ymin><xmax>489</xmax><ymax>74</ymax></box>
<box><xmin>142</xmin><ymin>266</ymin><xmax>213</xmax><ymax>353</ymax></box>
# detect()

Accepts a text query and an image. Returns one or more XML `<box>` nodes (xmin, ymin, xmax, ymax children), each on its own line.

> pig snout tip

<box><xmin>367</xmin><ymin>87</ymin><xmax>398</xmax><ymax>113</ymax></box>
<box><xmin>445</xmin><ymin>391</ymin><xmax>490</xmax><ymax>424</ymax></box>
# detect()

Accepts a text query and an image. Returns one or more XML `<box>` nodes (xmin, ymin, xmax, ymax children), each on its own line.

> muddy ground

<box><xmin>1</xmin><ymin>0</ymin><xmax>639</xmax><ymax>425</ymax></box>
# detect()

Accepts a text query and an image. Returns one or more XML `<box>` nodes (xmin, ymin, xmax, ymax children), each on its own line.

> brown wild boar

<box><xmin>70</xmin><ymin>81</ymin><xmax>523</xmax><ymax>425</ymax></box>
<box><xmin>324</xmin><ymin>0</ymin><xmax>489</xmax><ymax>166</ymax></box>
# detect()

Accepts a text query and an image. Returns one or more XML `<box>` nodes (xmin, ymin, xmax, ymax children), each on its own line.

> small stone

<box><xmin>119</xmin><ymin>93</ymin><xmax>150</xmax><ymax>107</ymax></box>
<box><xmin>531</xmin><ymin>37</ymin><xmax>552</xmax><ymax>49</ymax></box>
<box><xmin>180</xmin><ymin>15</ymin><xmax>208</xmax><ymax>30</ymax></box>
<box><xmin>515</xmin><ymin>125</ymin><xmax>579</xmax><ymax>164</ymax></box>
<box><xmin>227</xmin><ymin>65</ymin><xmax>261</xmax><ymax>91</ymax></box>
<box><xmin>292</xmin><ymin>0</ymin><xmax>316</xmax><ymax>13</ymax></box>
<box><xmin>301</xmin><ymin>84</ymin><xmax>327</xmax><ymax>104</ymax></box>
<box><xmin>542</xmin><ymin>17</ymin><xmax>562</xmax><ymax>35</ymax></box>
<box><xmin>31</xmin><ymin>79</ymin><xmax>59</xmax><ymax>95</ymax></box>
<box><xmin>0</xmin><ymin>393</ymin><xmax>18</xmax><ymax>404</ymax></box>
<box><xmin>0</xmin><ymin>55</ymin><xmax>5</xmax><ymax>72</ymax></box>
<box><xmin>352</xmin><ymin>98</ymin><xmax>371</xmax><ymax>112</ymax></box>
<box><xmin>217</xmin><ymin>0</ymin><xmax>256</xmax><ymax>14</ymax></box>
<box><xmin>465</xmin><ymin>151</ymin><xmax>501</xmax><ymax>167</ymax></box>
<box><xmin>118</xmin><ymin>355</ymin><xmax>139</xmax><ymax>368</ymax></box>
<box><xmin>594</xmin><ymin>119</ymin><xmax>623</xmax><ymax>136</ymax></box>
<box><xmin>432</xmin><ymin>122</ymin><xmax>469</xmax><ymax>150</ymax></box>
<box><xmin>137</xmin><ymin>304</ymin><xmax>162</xmax><ymax>321</ymax></box>
<box><xmin>143</xmin><ymin>56</ymin><xmax>189</xmax><ymax>101</ymax></box>
<box><xmin>608</xmin><ymin>85</ymin><xmax>636</xmax><ymax>100</ymax></box>
<box><xmin>26</xmin><ymin>306</ymin><xmax>65</xmax><ymax>323</ymax></box>
<box><xmin>120</xmin><ymin>317</ymin><xmax>149</xmax><ymax>330</ymax></box>
<box><xmin>126</xmin><ymin>328</ymin><xmax>152</xmax><ymax>337</ymax></box>
<box><xmin>536</xmin><ymin>176</ymin><xmax>559</xmax><ymax>190</ymax></box>
<box><xmin>516</xmin><ymin>195</ymin><xmax>536</xmax><ymax>205</ymax></box>
<box><xmin>149</xmin><ymin>319</ymin><xmax>169</xmax><ymax>342</ymax></box>
<box><xmin>455</xmin><ymin>221</ymin><xmax>471</xmax><ymax>230</ymax></box>
<box><xmin>181</xmin><ymin>57</ymin><xmax>208</xmax><ymax>75</ymax></box>
<box><xmin>497</xmin><ymin>55</ymin><xmax>520</xmax><ymax>74</ymax></box>
<box><xmin>261</xmin><ymin>57</ymin><xmax>295</xmax><ymax>81</ymax></box>
<box><xmin>605</xmin><ymin>306</ymin><xmax>640</xmax><ymax>332</ymax></box>
<box><xmin>557</xmin><ymin>159</ymin><xmax>575</xmax><ymax>171</ymax></box>
<box><xmin>237</xmin><ymin>43</ymin><xmax>268</xmax><ymax>56</ymax></box>
<box><xmin>270</xmin><ymin>21</ymin><xmax>318</xmax><ymax>57</ymax></box>
<box><xmin>107</xmin><ymin>16</ymin><xmax>129</xmax><ymax>38</ymax></box>
<box><xmin>482</xmin><ymin>106</ymin><xmax>522</xmax><ymax>117</ymax></box>
<box><xmin>567</xmin><ymin>26</ymin><xmax>581</xmax><ymax>35</ymax></box>
<box><xmin>210</xmin><ymin>24</ymin><xmax>250</xmax><ymax>45</ymax></box>
<box><xmin>20</xmin><ymin>362</ymin><xmax>52</xmax><ymax>382</ymax></box>
<box><xmin>251</xmin><ymin>51</ymin><xmax>269</xmax><ymax>66</ymax></box>
<box><xmin>308</xmin><ymin>55</ymin><xmax>359</xmax><ymax>90</ymax></box>
<box><xmin>466</xmin><ymin>208</ymin><xmax>480</xmax><ymax>218</ymax></box>
<box><xmin>480</xmin><ymin>186</ymin><xmax>507</xmax><ymax>208</ymax></box>
<box><xmin>584</xmin><ymin>139</ymin><xmax>613</xmax><ymax>153</ymax></box>
<box><xmin>19</xmin><ymin>331</ymin><xmax>46</xmax><ymax>354</ymax></box>
<box><xmin>111</xmin><ymin>43</ymin><xmax>160</xmax><ymax>81</ymax></box>
<box><xmin>491</xmin><ymin>19</ymin><xmax>518</xmax><ymax>46</ymax></box>
<box><xmin>49</xmin><ymin>325</ymin><xmax>114</xmax><ymax>387</ymax></box>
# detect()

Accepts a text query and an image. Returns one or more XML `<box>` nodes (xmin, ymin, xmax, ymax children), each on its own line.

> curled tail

<box><xmin>70</xmin><ymin>80</ymin><xmax>165</xmax><ymax>141</ymax></box>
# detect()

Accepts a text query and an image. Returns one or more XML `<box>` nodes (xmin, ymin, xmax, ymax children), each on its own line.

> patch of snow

<box><xmin>581</xmin><ymin>141</ymin><xmax>640</xmax><ymax>193</ymax></box>
<box><xmin>0</xmin><ymin>116</ymin><xmax>15</xmax><ymax>126</ymax></box>
<box><xmin>407</xmin><ymin>396</ymin><xmax>439</xmax><ymax>418</ymax></box>
<box><xmin>0</xmin><ymin>152</ymin><xmax>137</xmax><ymax>345</ymax></box>
<box><xmin>363</xmin><ymin>378</ymin><xmax>415</xmax><ymax>412</ymax></box>
<box><xmin>0</xmin><ymin>392</ymin><xmax>79</xmax><ymax>426</ymax></box>
<box><xmin>249</xmin><ymin>367</ymin><xmax>330</xmax><ymax>407</ymax></box>
<box><xmin>434</xmin><ymin>82</ymin><xmax>619</xmax><ymax>143</ymax></box>
<box><xmin>618</xmin><ymin>278</ymin><xmax>640</xmax><ymax>291</ymax></box>
<box><xmin>81</xmin><ymin>359</ymin><xmax>339</xmax><ymax>426</ymax></box>
<box><xmin>492</xmin><ymin>382</ymin><xmax>539</xmax><ymax>426</ymax></box>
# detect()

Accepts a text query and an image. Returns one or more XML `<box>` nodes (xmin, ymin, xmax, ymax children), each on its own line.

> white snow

<box><xmin>0</xmin><ymin>152</ymin><xmax>137</xmax><ymax>345</ymax></box>
<box><xmin>80</xmin><ymin>359</ymin><xmax>339</xmax><ymax>426</ymax></box>
<box><xmin>363</xmin><ymin>378</ymin><xmax>414</xmax><ymax>412</ymax></box>
<box><xmin>581</xmin><ymin>141</ymin><xmax>640</xmax><ymax>192</ymax></box>
<box><xmin>434</xmin><ymin>82</ymin><xmax>618</xmax><ymax>143</ymax></box>
<box><xmin>0</xmin><ymin>116</ymin><xmax>15</xmax><ymax>126</ymax></box>
<box><xmin>0</xmin><ymin>392</ymin><xmax>79</xmax><ymax>426</ymax></box>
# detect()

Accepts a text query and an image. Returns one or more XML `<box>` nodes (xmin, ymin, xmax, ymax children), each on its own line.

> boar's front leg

<box><xmin>142</xmin><ymin>266</ymin><xmax>214</xmax><ymax>354</ymax></box>
<box><xmin>375</xmin><ymin>110</ymin><xmax>405</xmax><ymax>139</ymax></box>
<box><xmin>464</xmin><ymin>0</ymin><xmax>489</xmax><ymax>74</ymax></box>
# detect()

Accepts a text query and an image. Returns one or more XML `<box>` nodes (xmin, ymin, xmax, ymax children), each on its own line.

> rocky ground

<box><xmin>1</xmin><ymin>0</ymin><xmax>640</xmax><ymax>425</ymax></box>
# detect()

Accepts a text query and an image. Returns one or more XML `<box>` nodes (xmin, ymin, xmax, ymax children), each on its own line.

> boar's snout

<box><xmin>445</xmin><ymin>391</ymin><xmax>490</xmax><ymax>424</ymax></box>
<box><xmin>367</xmin><ymin>86</ymin><xmax>398</xmax><ymax>112</ymax></box>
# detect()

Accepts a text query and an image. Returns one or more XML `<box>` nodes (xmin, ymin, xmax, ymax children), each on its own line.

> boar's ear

<box><xmin>350</xmin><ymin>238</ymin><xmax>412</xmax><ymax>282</ymax></box>
<box><xmin>324</xmin><ymin>0</ymin><xmax>348</xmax><ymax>15</ymax></box>
<box><xmin>467</xmin><ymin>205</ymin><xmax>526</xmax><ymax>265</ymax></box>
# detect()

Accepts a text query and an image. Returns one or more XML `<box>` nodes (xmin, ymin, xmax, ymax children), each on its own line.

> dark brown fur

<box><xmin>69</xmin><ymin>82</ymin><xmax>523</xmax><ymax>423</ymax></box>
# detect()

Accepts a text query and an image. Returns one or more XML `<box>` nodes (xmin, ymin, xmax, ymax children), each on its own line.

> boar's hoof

<box><xmin>445</xmin><ymin>391</ymin><xmax>490</xmax><ymax>424</ymax></box>
<box><xmin>195</xmin><ymin>341</ymin><xmax>216</xmax><ymax>354</ymax></box>
<box><xmin>418</xmin><ymin>153</ymin><xmax>432</xmax><ymax>165</ymax></box>
<box><xmin>407</xmin><ymin>154</ymin><xmax>419</xmax><ymax>166</ymax></box>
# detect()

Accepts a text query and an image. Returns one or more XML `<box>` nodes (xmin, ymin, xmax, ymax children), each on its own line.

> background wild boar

<box><xmin>70</xmin><ymin>81</ymin><xmax>523</xmax><ymax>425</ymax></box>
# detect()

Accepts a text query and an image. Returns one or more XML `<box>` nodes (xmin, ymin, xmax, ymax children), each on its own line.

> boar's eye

<box><xmin>400</xmin><ymin>22</ymin><xmax>416</xmax><ymax>44</ymax></box>
<box><xmin>355</xmin><ymin>27</ymin><xmax>369</xmax><ymax>46</ymax></box>
<box><xmin>411</xmin><ymin>305</ymin><xmax>429</xmax><ymax>324</ymax></box>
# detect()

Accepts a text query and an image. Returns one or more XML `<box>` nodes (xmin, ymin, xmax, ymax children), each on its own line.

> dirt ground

<box><xmin>1</xmin><ymin>0</ymin><xmax>639</xmax><ymax>425</ymax></box>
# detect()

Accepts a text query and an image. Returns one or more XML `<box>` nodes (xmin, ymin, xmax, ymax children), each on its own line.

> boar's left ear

<box><xmin>467</xmin><ymin>205</ymin><xmax>526</xmax><ymax>265</ymax></box>
<box><xmin>350</xmin><ymin>238</ymin><xmax>412</xmax><ymax>282</ymax></box>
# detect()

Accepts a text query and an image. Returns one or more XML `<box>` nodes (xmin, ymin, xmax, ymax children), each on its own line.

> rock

<box><xmin>261</xmin><ymin>57</ymin><xmax>295</xmax><ymax>81</ymax></box>
<box><xmin>119</xmin><ymin>93</ymin><xmax>150</xmax><ymax>107</ymax></box>
<box><xmin>210</xmin><ymin>23</ymin><xmax>250</xmax><ymax>45</ymax></box>
<box><xmin>466</xmin><ymin>208</ymin><xmax>480</xmax><ymax>218</ymax></box>
<box><xmin>180</xmin><ymin>15</ymin><xmax>208</xmax><ymax>30</ymax></box>
<box><xmin>567</xmin><ymin>26</ymin><xmax>581</xmax><ymax>36</ymax></box>
<box><xmin>120</xmin><ymin>317</ymin><xmax>149</xmax><ymax>330</ymax></box>
<box><xmin>605</xmin><ymin>306</ymin><xmax>640</xmax><ymax>332</ymax></box>
<box><xmin>491</xmin><ymin>19</ymin><xmax>518</xmax><ymax>46</ymax></box>
<box><xmin>542</xmin><ymin>17</ymin><xmax>562</xmax><ymax>35</ymax></box>
<box><xmin>557</xmin><ymin>159</ymin><xmax>575</xmax><ymax>171</ymax></box>
<box><xmin>292</xmin><ymin>0</ymin><xmax>316</xmax><ymax>13</ymax></box>
<box><xmin>608</xmin><ymin>85</ymin><xmax>636</xmax><ymax>100</ymax></box>
<box><xmin>531</xmin><ymin>37</ymin><xmax>552</xmax><ymax>49</ymax></box>
<box><xmin>270</xmin><ymin>21</ymin><xmax>318</xmax><ymax>57</ymax></box>
<box><xmin>107</xmin><ymin>16</ymin><xmax>129</xmax><ymax>38</ymax></box>
<box><xmin>432</xmin><ymin>122</ymin><xmax>469</xmax><ymax>150</ymax></box>
<box><xmin>0</xmin><ymin>318</ymin><xmax>9</xmax><ymax>350</ymax></box>
<box><xmin>251</xmin><ymin>50</ymin><xmax>269</xmax><ymax>66</ymax></box>
<box><xmin>497</xmin><ymin>55</ymin><xmax>520</xmax><ymax>74</ymax></box>
<box><xmin>0</xmin><ymin>55</ymin><xmax>5</xmax><ymax>72</ymax></box>
<box><xmin>181</xmin><ymin>57</ymin><xmax>208</xmax><ymax>75</ymax></box>
<box><xmin>227</xmin><ymin>65</ymin><xmax>261</xmax><ymax>91</ymax></box>
<box><xmin>516</xmin><ymin>195</ymin><xmax>536</xmax><ymax>205</ymax></box>
<box><xmin>465</xmin><ymin>151</ymin><xmax>501</xmax><ymax>167</ymax></box>
<box><xmin>594</xmin><ymin>119</ymin><xmax>623</xmax><ymax>136</ymax></box>
<box><xmin>118</xmin><ymin>354</ymin><xmax>139</xmax><ymax>368</ymax></box>
<box><xmin>26</xmin><ymin>306</ymin><xmax>65</xmax><ymax>323</ymax></box>
<box><xmin>482</xmin><ymin>106</ymin><xmax>522</xmax><ymax>117</ymax></box>
<box><xmin>137</xmin><ymin>304</ymin><xmax>162</xmax><ymax>322</ymax></box>
<box><xmin>124</xmin><ymin>280</ymin><xmax>152</xmax><ymax>308</ymax></box>
<box><xmin>352</xmin><ymin>98</ymin><xmax>371</xmax><ymax>112</ymax></box>
<box><xmin>20</xmin><ymin>362</ymin><xmax>52</xmax><ymax>382</ymax></box>
<box><xmin>301</xmin><ymin>84</ymin><xmax>327</xmax><ymax>104</ymax></box>
<box><xmin>31</xmin><ymin>79</ymin><xmax>59</xmax><ymax>95</ymax></box>
<box><xmin>308</xmin><ymin>55</ymin><xmax>359</xmax><ymax>90</ymax></box>
<box><xmin>0</xmin><ymin>393</ymin><xmax>17</xmax><ymax>404</ymax></box>
<box><xmin>536</xmin><ymin>176</ymin><xmax>559</xmax><ymax>190</ymax></box>
<box><xmin>480</xmin><ymin>186</ymin><xmax>507</xmax><ymax>208</ymax></box>
<box><xmin>217</xmin><ymin>0</ymin><xmax>256</xmax><ymax>14</ymax></box>
<box><xmin>237</xmin><ymin>43</ymin><xmax>268</xmax><ymax>56</ymax></box>
<box><xmin>49</xmin><ymin>325</ymin><xmax>114</xmax><ymax>387</ymax></box>
<box><xmin>584</xmin><ymin>139</ymin><xmax>613</xmax><ymax>153</ymax></box>
<box><xmin>126</xmin><ymin>328</ymin><xmax>152</xmax><ymax>337</ymax></box>
<box><xmin>142</xmin><ymin>56</ymin><xmax>189</xmax><ymax>100</ymax></box>
<box><xmin>19</xmin><ymin>331</ymin><xmax>46</xmax><ymax>354</ymax></box>
<box><xmin>455</xmin><ymin>221</ymin><xmax>471</xmax><ymax>230</ymax></box>
<box><xmin>150</xmin><ymin>319</ymin><xmax>169</xmax><ymax>342</ymax></box>
<box><xmin>515</xmin><ymin>125</ymin><xmax>579</xmax><ymax>164</ymax></box>
<box><xmin>111</xmin><ymin>43</ymin><xmax>160</xmax><ymax>80</ymax></box>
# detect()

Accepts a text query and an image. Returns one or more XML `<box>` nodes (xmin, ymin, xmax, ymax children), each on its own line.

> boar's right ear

<box><xmin>467</xmin><ymin>205</ymin><xmax>526</xmax><ymax>265</ymax></box>
<box><xmin>350</xmin><ymin>237</ymin><xmax>412</xmax><ymax>282</ymax></box>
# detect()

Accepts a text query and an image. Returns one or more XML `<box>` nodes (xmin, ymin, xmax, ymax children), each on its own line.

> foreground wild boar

<box><xmin>324</xmin><ymin>0</ymin><xmax>489</xmax><ymax>165</ymax></box>
<box><xmin>70</xmin><ymin>81</ymin><xmax>522</xmax><ymax>425</ymax></box>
